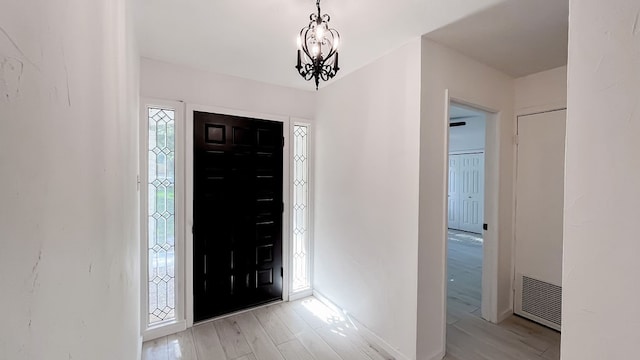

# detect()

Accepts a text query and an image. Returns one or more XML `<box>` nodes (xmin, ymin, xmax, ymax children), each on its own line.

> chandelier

<box><xmin>295</xmin><ymin>0</ymin><xmax>341</xmax><ymax>90</ymax></box>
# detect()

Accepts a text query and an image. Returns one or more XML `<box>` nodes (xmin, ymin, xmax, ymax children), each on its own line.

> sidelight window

<box><xmin>142</xmin><ymin>100</ymin><xmax>185</xmax><ymax>340</ymax></box>
<box><xmin>147</xmin><ymin>107</ymin><xmax>176</xmax><ymax>325</ymax></box>
<box><xmin>292</xmin><ymin>124</ymin><xmax>311</xmax><ymax>293</ymax></box>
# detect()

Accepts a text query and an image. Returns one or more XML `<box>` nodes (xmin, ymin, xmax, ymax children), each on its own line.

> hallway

<box><xmin>445</xmin><ymin>230</ymin><xmax>560</xmax><ymax>360</ymax></box>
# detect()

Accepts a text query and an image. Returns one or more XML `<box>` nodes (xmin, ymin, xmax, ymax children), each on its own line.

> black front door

<box><xmin>193</xmin><ymin>111</ymin><xmax>283</xmax><ymax>322</ymax></box>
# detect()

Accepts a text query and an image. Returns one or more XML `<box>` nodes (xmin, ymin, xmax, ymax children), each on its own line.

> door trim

<box><xmin>185</xmin><ymin>104</ymin><xmax>292</xmax><ymax>328</ymax></box>
<box><xmin>444</xmin><ymin>93</ymin><xmax>501</xmax><ymax>329</ymax></box>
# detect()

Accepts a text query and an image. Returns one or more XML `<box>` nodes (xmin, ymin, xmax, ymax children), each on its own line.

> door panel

<box><xmin>193</xmin><ymin>111</ymin><xmax>283</xmax><ymax>322</ymax></box>
<box><xmin>515</xmin><ymin>110</ymin><xmax>566</xmax><ymax>286</ymax></box>
<box><xmin>448</xmin><ymin>153</ymin><xmax>484</xmax><ymax>233</ymax></box>
<box><xmin>448</xmin><ymin>156</ymin><xmax>460</xmax><ymax>229</ymax></box>
<box><xmin>459</xmin><ymin>154</ymin><xmax>484</xmax><ymax>233</ymax></box>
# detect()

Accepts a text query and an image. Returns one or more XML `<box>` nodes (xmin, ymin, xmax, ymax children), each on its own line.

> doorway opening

<box><xmin>443</xmin><ymin>100</ymin><xmax>563</xmax><ymax>359</ymax></box>
<box><xmin>446</xmin><ymin>103</ymin><xmax>486</xmax><ymax>327</ymax></box>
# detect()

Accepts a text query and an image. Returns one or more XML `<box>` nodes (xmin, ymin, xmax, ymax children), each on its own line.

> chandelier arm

<box><xmin>300</xmin><ymin>28</ymin><xmax>314</xmax><ymax>60</ymax></box>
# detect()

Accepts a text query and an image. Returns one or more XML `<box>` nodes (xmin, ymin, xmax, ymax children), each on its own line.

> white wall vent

<box><xmin>515</xmin><ymin>275</ymin><xmax>562</xmax><ymax>331</ymax></box>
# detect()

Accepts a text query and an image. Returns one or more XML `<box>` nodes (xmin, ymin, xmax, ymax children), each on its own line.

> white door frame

<box><xmin>445</xmin><ymin>94</ymin><xmax>501</xmax><ymax>324</ymax></box>
<box><xmin>185</xmin><ymin>104</ymin><xmax>292</xmax><ymax>327</ymax></box>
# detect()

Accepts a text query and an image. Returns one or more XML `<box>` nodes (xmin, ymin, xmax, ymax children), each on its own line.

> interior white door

<box><xmin>448</xmin><ymin>153</ymin><xmax>484</xmax><ymax>233</ymax></box>
<box><xmin>458</xmin><ymin>154</ymin><xmax>484</xmax><ymax>233</ymax></box>
<box><xmin>448</xmin><ymin>156</ymin><xmax>460</xmax><ymax>230</ymax></box>
<box><xmin>514</xmin><ymin>109</ymin><xmax>566</xmax><ymax>330</ymax></box>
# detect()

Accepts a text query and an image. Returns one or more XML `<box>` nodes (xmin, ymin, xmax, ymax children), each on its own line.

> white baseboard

<box><xmin>426</xmin><ymin>349</ymin><xmax>446</xmax><ymax>360</ymax></box>
<box><xmin>143</xmin><ymin>320</ymin><xmax>187</xmax><ymax>342</ymax></box>
<box><xmin>289</xmin><ymin>289</ymin><xmax>313</xmax><ymax>301</ymax></box>
<box><xmin>312</xmin><ymin>290</ymin><xmax>412</xmax><ymax>360</ymax></box>
<box><xmin>498</xmin><ymin>307</ymin><xmax>513</xmax><ymax>323</ymax></box>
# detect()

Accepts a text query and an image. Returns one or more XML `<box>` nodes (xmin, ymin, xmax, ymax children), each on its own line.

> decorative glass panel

<box><xmin>148</xmin><ymin>107</ymin><xmax>176</xmax><ymax>325</ymax></box>
<box><xmin>292</xmin><ymin>125</ymin><xmax>310</xmax><ymax>292</ymax></box>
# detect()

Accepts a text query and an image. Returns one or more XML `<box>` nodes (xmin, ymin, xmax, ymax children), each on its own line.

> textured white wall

<box><xmin>562</xmin><ymin>0</ymin><xmax>640</xmax><ymax>358</ymax></box>
<box><xmin>418</xmin><ymin>38</ymin><xmax>514</xmax><ymax>359</ymax></box>
<box><xmin>0</xmin><ymin>0</ymin><xmax>141</xmax><ymax>359</ymax></box>
<box><xmin>314</xmin><ymin>39</ymin><xmax>422</xmax><ymax>360</ymax></box>
<box><xmin>141</xmin><ymin>58</ymin><xmax>316</xmax><ymax>121</ymax></box>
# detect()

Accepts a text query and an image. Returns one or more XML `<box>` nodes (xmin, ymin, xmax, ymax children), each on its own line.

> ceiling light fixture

<box><xmin>295</xmin><ymin>0</ymin><xmax>341</xmax><ymax>90</ymax></box>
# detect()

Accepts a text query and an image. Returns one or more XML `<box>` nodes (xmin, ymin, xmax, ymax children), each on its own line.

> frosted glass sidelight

<box><xmin>292</xmin><ymin>125</ymin><xmax>311</xmax><ymax>292</ymax></box>
<box><xmin>147</xmin><ymin>107</ymin><xmax>176</xmax><ymax>325</ymax></box>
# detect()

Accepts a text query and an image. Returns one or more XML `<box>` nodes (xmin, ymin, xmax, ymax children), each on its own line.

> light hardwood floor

<box><xmin>142</xmin><ymin>297</ymin><xmax>395</xmax><ymax>360</ymax></box>
<box><xmin>143</xmin><ymin>231</ymin><xmax>560</xmax><ymax>360</ymax></box>
<box><xmin>445</xmin><ymin>230</ymin><xmax>561</xmax><ymax>360</ymax></box>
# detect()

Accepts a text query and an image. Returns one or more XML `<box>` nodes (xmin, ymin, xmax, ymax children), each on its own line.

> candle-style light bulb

<box><xmin>296</xmin><ymin>35</ymin><xmax>302</xmax><ymax>50</ymax></box>
<box><xmin>333</xmin><ymin>37</ymin><xmax>339</xmax><ymax>50</ymax></box>
<box><xmin>316</xmin><ymin>26</ymin><xmax>324</xmax><ymax>41</ymax></box>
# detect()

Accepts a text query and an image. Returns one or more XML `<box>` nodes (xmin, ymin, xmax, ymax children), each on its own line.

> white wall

<box><xmin>418</xmin><ymin>38</ymin><xmax>514</xmax><ymax>359</ymax></box>
<box><xmin>515</xmin><ymin>66</ymin><xmax>567</xmax><ymax>113</ymax></box>
<box><xmin>0</xmin><ymin>0</ymin><xmax>140</xmax><ymax>359</ymax></box>
<box><xmin>141</xmin><ymin>58</ymin><xmax>316</xmax><ymax>120</ymax></box>
<box><xmin>562</xmin><ymin>1</ymin><xmax>640</xmax><ymax>358</ymax></box>
<box><xmin>314</xmin><ymin>39</ymin><xmax>422</xmax><ymax>360</ymax></box>
<box><xmin>449</xmin><ymin>115</ymin><xmax>486</xmax><ymax>152</ymax></box>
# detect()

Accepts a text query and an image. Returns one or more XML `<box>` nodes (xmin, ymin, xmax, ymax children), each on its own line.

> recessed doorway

<box><xmin>446</xmin><ymin>103</ymin><xmax>486</xmax><ymax>326</ymax></box>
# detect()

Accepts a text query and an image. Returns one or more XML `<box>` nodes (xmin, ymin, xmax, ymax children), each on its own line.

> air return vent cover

<box><xmin>518</xmin><ymin>275</ymin><xmax>562</xmax><ymax>330</ymax></box>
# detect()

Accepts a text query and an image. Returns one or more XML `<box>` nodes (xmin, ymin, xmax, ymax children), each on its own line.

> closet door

<box><xmin>514</xmin><ymin>109</ymin><xmax>566</xmax><ymax>330</ymax></box>
<box><xmin>448</xmin><ymin>155</ymin><xmax>461</xmax><ymax>230</ymax></box>
<box><xmin>458</xmin><ymin>153</ymin><xmax>484</xmax><ymax>234</ymax></box>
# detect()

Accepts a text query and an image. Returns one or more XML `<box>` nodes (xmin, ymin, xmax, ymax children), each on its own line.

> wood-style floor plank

<box><xmin>167</xmin><ymin>330</ymin><xmax>197</xmax><ymax>360</ymax></box>
<box><xmin>288</xmin><ymin>299</ymin><xmax>330</xmax><ymax>330</ymax></box>
<box><xmin>235</xmin><ymin>354</ymin><xmax>258</xmax><ymax>360</ymax></box>
<box><xmin>296</xmin><ymin>327</ymin><xmax>343</xmax><ymax>360</ymax></box>
<box><xmin>273</xmin><ymin>303</ymin><xmax>310</xmax><ymax>335</ymax></box>
<box><xmin>143</xmin><ymin>336</ymin><xmax>168</xmax><ymax>360</ymax></box>
<box><xmin>277</xmin><ymin>339</ymin><xmax>315</xmax><ymax>360</ymax></box>
<box><xmin>451</xmin><ymin>316</ymin><xmax>542</xmax><ymax>360</ymax></box>
<box><xmin>235</xmin><ymin>312</ymin><xmax>285</xmax><ymax>360</ymax></box>
<box><xmin>214</xmin><ymin>316</ymin><xmax>253</xmax><ymax>359</ymax></box>
<box><xmin>541</xmin><ymin>340</ymin><xmax>561</xmax><ymax>360</ymax></box>
<box><xmin>315</xmin><ymin>324</ymin><xmax>372</xmax><ymax>360</ymax></box>
<box><xmin>254</xmin><ymin>305</ymin><xmax>296</xmax><ymax>345</ymax></box>
<box><xmin>192</xmin><ymin>322</ymin><xmax>226</xmax><ymax>360</ymax></box>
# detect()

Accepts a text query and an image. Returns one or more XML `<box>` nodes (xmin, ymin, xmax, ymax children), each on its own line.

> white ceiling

<box><xmin>449</xmin><ymin>104</ymin><xmax>483</xmax><ymax>121</ymax></box>
<box><xmin>135</xmin><ymin>0</ymin><xmax>568</xmax><ymax>90</ymax></box>
<box><xmin>426</xmin><ymin>0</ymin><xmax>569</xmax><ymax>78</ymax></box>
<box><xmin>134</xmin><ymin>0</ymin><xmax>508</xmax><ymax>90</ymax></box>
<box><xmin>449</xmin><ymin>104</ymin><xmax>486</xmax><ymax>151</ymax></box>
